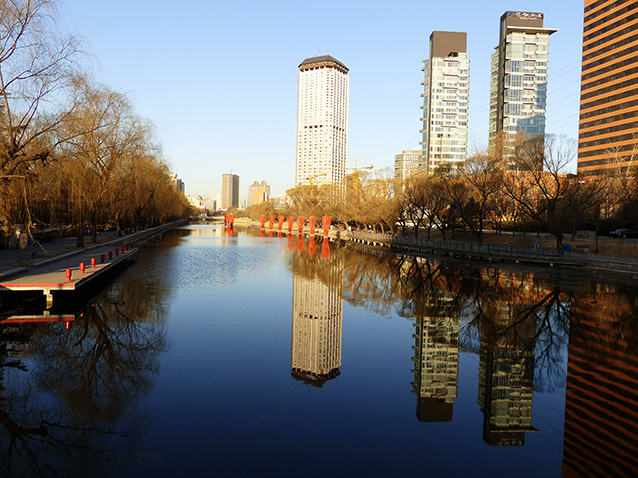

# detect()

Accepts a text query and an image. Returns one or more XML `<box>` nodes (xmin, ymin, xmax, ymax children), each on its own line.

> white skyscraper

<box><xmin>420</xmin><ymin>31</ymin><xmax>470</xmax><ymax>175</ymax></box>
<box><xmin>295</xmin><ymin>55</ymin><xmax>349</xmax><ymax>186</ymax></box>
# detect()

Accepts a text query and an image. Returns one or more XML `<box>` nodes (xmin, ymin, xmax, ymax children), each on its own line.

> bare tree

<box><xmin>0</xmin><ymin>0</ymin><xmax>82</xmax><ymax>243</ymax></box>
<box><xmin>443</xmin><ymin>152</ymin><xmax>504</xmax><ymax>242</ymax></box>
<box><xmin>58</xmin><ymin>76</ymin><xmax>154</xmax><ymax>245</ymax></box>
<box><xmin>503</xmin><ymin>135</ymin><xmax>608</xmax><ymax>251</ymax></box>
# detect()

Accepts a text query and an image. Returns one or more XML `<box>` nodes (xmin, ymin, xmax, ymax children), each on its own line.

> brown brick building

<box><xmin>578</xmin><ymin>0</ymin><xmax>638</xmax><ymax>177</ymax></box>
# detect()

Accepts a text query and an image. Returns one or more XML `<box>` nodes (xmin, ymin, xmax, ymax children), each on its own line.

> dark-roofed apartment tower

<box><xmin>295</xmin><ymin>55</ymin><xmax>349</xmax><ymax>186</ymax></box>
<box><xmin>578</xmin><ymin>0</ymin><xmax>638</xmax><ymax>177</ymax></box>
<box><xmin>489</xmin><ymin>12</ymin><xmax>557</xmax><ymax>167</ymax></box>
<box><xmin>420</xmin><ymin>31</ymin><xmax>470</xmax><ymax>175</ymax></box>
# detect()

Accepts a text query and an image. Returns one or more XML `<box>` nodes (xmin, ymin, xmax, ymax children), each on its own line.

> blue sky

<box><xmin>59</xmin><ymin>0</ymin><xmax>585</xmax><ymax>199</ymax></box>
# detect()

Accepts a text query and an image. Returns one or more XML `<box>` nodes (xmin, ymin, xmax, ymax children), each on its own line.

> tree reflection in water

<box><xmin>0</xmin><ymin>266</ymin><xmax>169</xmax><ymax>477</ymax></box>
<box><xmin>287</xmin><ymin>239</ymin><xmax>638</xmax><ymax>454</ymax></box>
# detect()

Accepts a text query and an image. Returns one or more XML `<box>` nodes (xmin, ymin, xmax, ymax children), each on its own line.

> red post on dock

<box><xmin>109</xmin><ymin>251</ymin><xmax>113</xmax><ymax>259</ymax></box>
<box><xmin>322</xmin><ymin>216</ymin><xmax>332</xmax><ymax>237</ymax></box>
<box><xmin>309</xmin><ymin>216</ymin><xmax>317</xmax><ymax>235</ymax></box>
<box><xmin>66</xmin><ymin>269</ymin><xmax>72</xmax><ymax>281</ymax></box>
<box><xmin>298</xmin><ymin>216</ymin><xmax>305</xmax><ymax>234</ymax></box>
<box><xmin>80</xmin><ymin>262</ymin><xmax>85</xmax><ymax>273</ymax></box>
<box><xmin>260</xmin><ymin>215</ymin><xmax>267</xmax><ymax>228</ymax></box>
<box><xmin>91</xmin><ymin>258</ymin><xmax>96</xmax><ymax>268</ymax></box>
<box><xmin>100</xmin><ymin>254</ymin><xmax>105</xmax><ymax>263</ymax></box>
<box><xmin>120</xmin><ymin>245</ymin><xmax>124</xmax><ymax>253</ymax></box>
<box><xmin>287</xmin><ymin>216</ymin><xmax>295</xmax><ymax>233</ymax></box>
<box><xmin>115</xmin><ymin>249</ymin><xmax>119</xmax><ymax>256</ymax></box>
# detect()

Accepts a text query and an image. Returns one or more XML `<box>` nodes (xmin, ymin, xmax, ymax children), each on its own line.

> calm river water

<box><xmin>1</xmin><ymin>224</ymin><xmax>637</xmax><ymax>477</ymax></box>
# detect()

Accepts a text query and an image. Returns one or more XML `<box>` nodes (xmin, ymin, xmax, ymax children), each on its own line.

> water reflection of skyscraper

<box><xmin>412</xmin><ymin>306</ymin><xmax>460</xmax><ymax>422</ymax></box>
<box><xmin>477</xmin><ymin>301</ymin><xmax>537</xmax><ymax>446</ymax></box>
<box><xmin>562</xmin><ymin>291</ymin><xmax>638</xmax><ymax>477</ymax></box>
<box><xmin>290</xmin><ymin>238</ymin><xmax>343</xmax><ymax>386</ymax></box>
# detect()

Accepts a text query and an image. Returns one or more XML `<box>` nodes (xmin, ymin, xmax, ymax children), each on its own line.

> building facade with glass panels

<box><xmin>420</xmin><ymin>31</ymin><xmax>470</xmax><ymax>175</ymax></box>
<box><xmin>488</xmin><ymin>12</ymin><xmax>556</xmax><ymax>168</ymax></box>
<box><xmin>394</xmin><ymin>149</ymin><xmax>422</xmax><ymax>181</ymax></box>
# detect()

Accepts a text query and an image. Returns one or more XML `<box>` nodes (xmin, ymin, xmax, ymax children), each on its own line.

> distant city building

<box><xmin>488</xmin><ymin>11</ymin><xmax>556</xmax><ymax>167</ymax></box>
<box><xmin>221</xmin><ymin>173</ymin><xmax>239</xmax><ymax>209</ymax></box>
<box><xmin>248</xmin><ymin>180</ymin><xmax>271</xmax><ymax>206</ymax></box>
<box><xmin>420</xmin><ymin>31</ymin><xmax>470</xmax><ymax>175</ymax></box>
<box><xmin>394</xmin><ymin>150</ymin><xmax>422</xmax><ymax>181</ymax></box>
<box><xmin>188</xmin><ymin>195</ymin><xmax>216</xmax><ymax>211</ymax></box>
<box><xmin>171</xmin><ymin>174</ymin><xmax>185</xmax><ymax>193</ymax></box>
<box><xmin>578</xmin><ymin>0</ymin><xmax>638</xmax><ymax>177</ymax></box>
<box><xmin>295</xmin><ymin>55</ymin><xmax>349</xmax><ymax>186</ymax></box>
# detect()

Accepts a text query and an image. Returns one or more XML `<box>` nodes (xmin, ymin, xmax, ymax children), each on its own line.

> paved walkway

<box><xmin>0</xmin><ymin>221</ymin><xmax>186</xmax><ymax>281</ymax></box>
<box><xmin>1</xmin><ymin>244</ymin><xmax>138</xmax><ymax>307</ymax></box>
<box><xmin>0</xmin><ymin>231</ymin><xmax>124</xmax><ymax>279</ymax></box>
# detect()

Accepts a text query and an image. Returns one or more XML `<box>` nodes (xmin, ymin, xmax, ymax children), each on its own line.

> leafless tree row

<box><xmin>244</xmin><ymin>132</ymin><xmax>633</xmax><ymax>252</ymax></box>
<box><xmin>0</xmin><ymin>0</ymin><xmax>191</xmax><ymax>248</ymax></box>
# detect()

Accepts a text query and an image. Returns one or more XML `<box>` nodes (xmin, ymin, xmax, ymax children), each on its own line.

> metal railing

<box><xmin>345</xmin><ymin>231</ymin><xmax>588</xmax><ymax>262</ymax></box>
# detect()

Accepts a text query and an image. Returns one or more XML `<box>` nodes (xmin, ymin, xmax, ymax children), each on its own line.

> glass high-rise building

<box><xmin>295</xmin><ymin>55</ymin><xmax>349</xmax><ymax>186</ymax></box>
<box><xmin>488</xmin><ymin>12</ymin><xmax>556</xmax><ymax>167</ymax></box>
<box><xmin>420</xmin><ymin>31</ymin><xmax>470</xmax><ymax>175</ymax></box>
<box><xmin>578</xmin><ymin>0</ymin><xmax>638</xmax><ymax>177</ymax></box>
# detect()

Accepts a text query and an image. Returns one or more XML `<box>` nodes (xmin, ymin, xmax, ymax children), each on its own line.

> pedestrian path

<box><xmin>0</xmin><ymin>231</ymin><xmax>121</xmax><ymax>277</ymax></box>
<box><xmin>1</xmin><ymin>243</ymin><xmax>137</xmax><ymax>308</ymax></box>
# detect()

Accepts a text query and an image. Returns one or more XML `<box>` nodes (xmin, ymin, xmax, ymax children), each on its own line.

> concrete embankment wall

<box><xmin>231</xmin><ymin>220</ymin><xmax>638</xmax><ymax>276</ymax></box>
<box><xmin>337</xmin><ymin>230</ymin><xmax>638</xmax><ymax>277</ymax></box>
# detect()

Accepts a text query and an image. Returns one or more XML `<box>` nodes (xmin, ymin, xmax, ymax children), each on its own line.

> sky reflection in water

<box><xmin>1</xmin><ymin>224</ymin><xmax>637</xmax><ymax>477</ymax></box>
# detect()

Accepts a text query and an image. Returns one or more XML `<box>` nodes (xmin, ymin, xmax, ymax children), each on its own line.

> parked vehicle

<box><xmin>609</xmin><ymin>228</ymin><xmax>638</xmax><ymax>238</ymax></box>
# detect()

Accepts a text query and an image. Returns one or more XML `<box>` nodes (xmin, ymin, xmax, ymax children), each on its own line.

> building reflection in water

<box><xmin>290</xmin><ymin>237</ymin><xmax>343</xmax><ymax>386</ymax></box>
<box><xmin>391</xmin><ymin>256</ymin><xmax>460</xmax><ymax>422</ymax></box>
<box><xmin>477</xmin><ymin>302</ymin><xmax>537</xmax><ymax>446</ymax></box>
<box><xmin>562</xmin><ymin>284</ymin><xmax>638</xmax><ymax>477</ymax></box>
<box><xmin>412</xmin><ymin>304</ymin><xmax>459</xmax><ymax>422</ymax></box>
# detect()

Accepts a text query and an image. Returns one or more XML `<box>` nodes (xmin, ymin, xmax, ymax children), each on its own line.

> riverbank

<box><xmin>0</xmin><ymin>220</ymin><xmax>187</xmax><ymax>281</ymax></box>
<box><xmin>231</xmin><ymin>217</ymin><xmax>638</xmax><ymax>277</ymax></box>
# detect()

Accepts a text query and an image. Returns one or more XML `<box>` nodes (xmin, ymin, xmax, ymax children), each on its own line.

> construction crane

<box><xmin>333</xmin><ymin>159</ymin><xmax>374</xmax><ymax>194</ymax></box>
<box><xmin>302</xmin><ymin>160</ymin><xmax>373</xmax><ymax>186</ymax></box>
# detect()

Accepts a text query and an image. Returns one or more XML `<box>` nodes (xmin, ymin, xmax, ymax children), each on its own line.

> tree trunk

<box><xmin>76</xmin><ymin>223</ymin><xmax>85</xmax><ymax>248</ymax></box>
<box><xmin>555</xmin><ymin>233</ymin><xmax>564</xmax><ymax>255</ymax></box>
